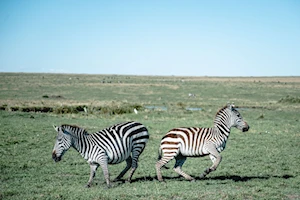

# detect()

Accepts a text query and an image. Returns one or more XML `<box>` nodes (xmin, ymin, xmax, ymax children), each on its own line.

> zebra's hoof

<box><xmin>125</xmin><ymin>179</ymin><xmax>132</xmax><ymax>183</ymax></box>
<box><xmin>85</xmin><ymin>184</ymin><xmax>91</xmax><ymax>188</ymax></box>
<box><xmin>199</xmin><ymin>174</ymin><xmax>206</xmax><ymax>179</ymax></box>
<box><xmin>157</xmin><ymin>178</ymin><xmax>164</xmax><ymax>182</ymax></box>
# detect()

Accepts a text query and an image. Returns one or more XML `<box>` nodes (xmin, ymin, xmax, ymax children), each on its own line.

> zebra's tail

<box><xmin>157</xmin><ymin>146</ymin><xmax>162</xmax><ymax>160</ymax></box>
<box><xmin>157</xmin><ymin>146</ymin><xmax>169</xmax><ymax>169</ymax></box>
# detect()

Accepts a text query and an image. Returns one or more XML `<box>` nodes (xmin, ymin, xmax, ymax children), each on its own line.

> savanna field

<box><xmin>0</xmin><ymin>73</ymin><xmax>299</xmax><ymax>200</ymax></box>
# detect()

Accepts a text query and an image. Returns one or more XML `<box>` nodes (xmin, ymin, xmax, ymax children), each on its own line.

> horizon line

<box><xmin>0</xmin><ymin>71</ymin><xmax>299</xmax><ymax>78</ymax></box>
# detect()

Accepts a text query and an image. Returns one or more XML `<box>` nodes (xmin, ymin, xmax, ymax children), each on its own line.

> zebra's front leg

<box><xmin>86</xmin><ymin>163</ymin><xmax>99</xmax><ymax>188</ymax></box>
<box><xmin>114</xmin><ymin>156</ymin><xmax>132</xmax><ymax>182</ymax></box>
<box><xmin>99</xmin><ymin>158</ymin><xmax>111</xmax><ymax>188</ymax></box>
<box><xmin>200</xmin><ymin>146</ymin><xmax>222</xmax><ymax>178</ymax></box>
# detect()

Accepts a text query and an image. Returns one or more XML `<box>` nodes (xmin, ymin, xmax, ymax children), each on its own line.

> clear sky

<box><xmin>0</xmin><ymin>0</ymin><xmax>299</xmax><ymax>76</ymax></box>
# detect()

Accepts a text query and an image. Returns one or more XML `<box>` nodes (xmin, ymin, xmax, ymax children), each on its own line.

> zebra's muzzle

<box><xmin>52</xmin><ymin>151</ymin><xmax>62</xmax><ymax>162</ymax></box>
<box><xmin>242</xmin><ymin>125</ymin><xmax>250</xmax><ymax>132</ymax></box>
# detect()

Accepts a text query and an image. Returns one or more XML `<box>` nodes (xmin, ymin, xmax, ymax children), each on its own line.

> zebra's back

<box><xmin>91</xmin><ymin>121</ymin><xmax>149</xmax><ymax>164</ymax></box>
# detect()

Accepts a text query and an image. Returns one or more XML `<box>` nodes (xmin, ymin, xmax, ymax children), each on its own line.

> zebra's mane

<box><xmin>61</xmin><ymin>124</ymin><xmax>89</xmax><ymax>135</ymax></box>
<box><xmin>215</xmin><ymin>104</ymin><xmax>237</xmax><ymax>118</ymax></box>
<box><xmin>215</xmin><ymin>105</ymin><xmax>228</xmax><ymax>117</ymax></box>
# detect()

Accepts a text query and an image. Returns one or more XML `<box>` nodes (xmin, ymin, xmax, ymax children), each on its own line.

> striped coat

<box><xmin>52</xmin><ymin>121</ymin><xmax>149</xmax><ymax>187</ymax></box>
<box><xmin>156</xmin><ymin>104</ymin><xmax>249</xmax><ymax>181</ymax></box>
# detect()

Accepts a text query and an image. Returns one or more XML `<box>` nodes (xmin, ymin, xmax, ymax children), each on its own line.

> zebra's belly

<box><xmin>201</xmin><ymin>143</ymin><xmax>225</xmax><ymax>154</ymax></box>
<box><xmin>106</xmin><ymin>148</ymin><xmax>131</xmax><ymax>164</ymax></box>
<box><xmin>180</xmin><ymin>148</ymin><xmax>208</xmax><ymax>157</ymax></box>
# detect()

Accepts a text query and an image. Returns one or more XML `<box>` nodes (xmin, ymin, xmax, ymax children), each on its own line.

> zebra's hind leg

<box><xmin>127</xmin><ymin>145</ymin><xmax>145</xmax><ymax>182</ymax></box>
<box><xmin>113</xmin><ymin>156</ymin><xmax>132</xmax><ymax>182</ymax></box>
<box><xmin>86</xmin><ymin>163</ymin><xmax>99</xmax><ymax>188</ymax></box>
<box><xmin>174</xmin><ymin>155</ymin><xmax>194</xmax><ymax>181</ymax></box>
<box><xmin>156</xmin><ymin>154</ymin><xmax>176</xmax><ymax>182</ymax></box>
<box><xmin>200</xmin><ymin>146</ymin><xmax>222</xmax><ymax>178</ymax></box>
<box><xmin>127</xmin><ymin>167</ymin><xmax>136</xmax><ymax>183</ymax></box>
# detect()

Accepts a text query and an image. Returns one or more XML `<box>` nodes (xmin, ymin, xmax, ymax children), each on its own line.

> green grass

<box><xmin>0</xmin><ymin>73</ymin><xmax>299</xmax><ymax>199</ymax></box>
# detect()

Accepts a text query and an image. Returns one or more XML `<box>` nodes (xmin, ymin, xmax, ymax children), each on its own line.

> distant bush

<box><xmin>53</xmin><ymin>106</ymin><xmax>79</xmax><ymax>114</ymax></box>
<box><xmin>0</xmin><ymin>104</ymin><xmax>7</xmax><ymax>111</ymax></box>
<box><xmin>177</xmin><ymin>102</ymin><xmax>186</xmax><ymax>109</ymax></box>
<box><xmin>98</xmin><ymin>103</ymin><xmax>143</xmax><ymax>115</ymax></box>
<box><xmin>52</xmin><ymin>103</ymin><xmax>143</xmax><ymax>115</ymax></box>
<box><xmin>278</xmin><ymin>95</ymin><xmax>300</xmax><ymax>104</ymax></box>
<box><xmin>42</xmin><ymin>94</ymin><xmax>64</xmax><ymax>99</ymax></box>
<box><xmin>8</xmin><ymin>106</ymin><xmax>53</xmax><ymax>112</ymax></box>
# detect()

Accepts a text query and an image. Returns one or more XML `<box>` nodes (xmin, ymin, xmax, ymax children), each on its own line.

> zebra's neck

<box><xmin>213</xmin><ymin>122</ymin><xmax>230</xmax><ymax>137</ymax></box>
<box><xmin>213</xmin><ymin>108</ymin><xmax>232</xmax><ymax>137</ymax></box>
<box><xmin>72</xmin><ymin>133</ymin><xmax>87</xmax><ymax>154</ymax></box>
<box><xmin>64</xmin><ymin>126</ymin><xmax>90</xmax><ymax>159</ymax></box>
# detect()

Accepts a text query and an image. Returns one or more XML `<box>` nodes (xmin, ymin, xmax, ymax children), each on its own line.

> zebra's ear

<box><xmin>227</xmin><ymin>103</ymin><xmax>234</xmax><ymax>111</ymax></box>
<box><xmin>61</xmin><ymin>127</ymin><xmax>70</xmax><ymax>135</ymax></box>
<box><xmin>53</xmin><ymin>125</ymin><xmax>59</xmax><ymax>132</ymax></box>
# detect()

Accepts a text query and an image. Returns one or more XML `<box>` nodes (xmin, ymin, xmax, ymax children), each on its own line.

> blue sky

<box><xmin>0</xmin><ymin>0</ymin><xmax>299</xmax><ymax>76</ymax></box>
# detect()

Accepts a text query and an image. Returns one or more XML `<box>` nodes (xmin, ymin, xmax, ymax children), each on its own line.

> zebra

<box><xmin>156</xmin><ymin>103</ymin><xmax>249</xmax><ymax>182</ymax></box>
<box><xmin>52</xmin><ymin>121</ymin><xmax>149</xmax><ymax>187</ymax></box>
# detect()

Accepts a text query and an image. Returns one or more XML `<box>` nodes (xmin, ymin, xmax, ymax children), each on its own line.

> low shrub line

<box><xmin>0</xmin><ymin>104</ymin><xmax>143</xmax><ymax>115</ymax></box>
<box><xmin>278</xmin><ymin>95</ymin><xmax>300</xmax><ymax>104</ymax></box>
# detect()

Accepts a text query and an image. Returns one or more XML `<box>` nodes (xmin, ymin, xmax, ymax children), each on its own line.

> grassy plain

<box><xmin>0</xmin><ymin>73</ymin><xmax>299</xmax><ymax>199</ymax></box>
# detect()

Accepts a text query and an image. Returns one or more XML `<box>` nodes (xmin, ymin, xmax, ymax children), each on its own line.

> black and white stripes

<box><xmin>52</xmin><ymin>121</ymin><xmax>149</xmax><ymax>187</ymax></box>
<box><xmin>52</xmin><ymin>103</ymin><xmax>250</xmax><ymax>186</ymax></box>
<box><xmin>156</xmin><ymin>104</ymin><xmax>249</xmax><ymax>181</ymax></box>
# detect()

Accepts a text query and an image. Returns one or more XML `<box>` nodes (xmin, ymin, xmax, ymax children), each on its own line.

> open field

<box><xmin>0</xmin><ymin>73</ymin><xmax>299</xmax><ymax>199</ymax></box>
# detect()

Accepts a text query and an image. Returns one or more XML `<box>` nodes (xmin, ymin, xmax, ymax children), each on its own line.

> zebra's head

<box><xmin>227</xmin><ymin>104</ymin><xmax>250</xmax><ymax>132</ymax></box>
<box><xmin>52</xmin><ymin>125</ymin><xmax>73</xmax><ymax>162</ymax></box>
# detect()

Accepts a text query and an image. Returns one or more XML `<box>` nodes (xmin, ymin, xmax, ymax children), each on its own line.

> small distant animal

<box><xmin>52</xmin><ymin>121</ymin><xmax>149</xmax><ymax>187</ymax></box>
<box><xmin>188</xmin><ymin>93</ymin><xmax>196</xmax><ymax>98</ymax></box>
<box><xmin>156</xmin><ymin>103</ymin><xmax>250</xmax><ymax>181</ymax></box>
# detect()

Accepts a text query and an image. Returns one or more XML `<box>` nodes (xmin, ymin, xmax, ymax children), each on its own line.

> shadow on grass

<box><xmin>126</xmin><ymin>174</ymin><xmax>294</xmax><ymax>183</ymax></box>
<box><xmin>196</xmin><ymin>174</ymin><xmax>294</xmax><ymax>182</ymax></box>
<box><xmin>94</xmin><ymin>174</ymin><xmax>295</xmax><ymax>188</ymax></box>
